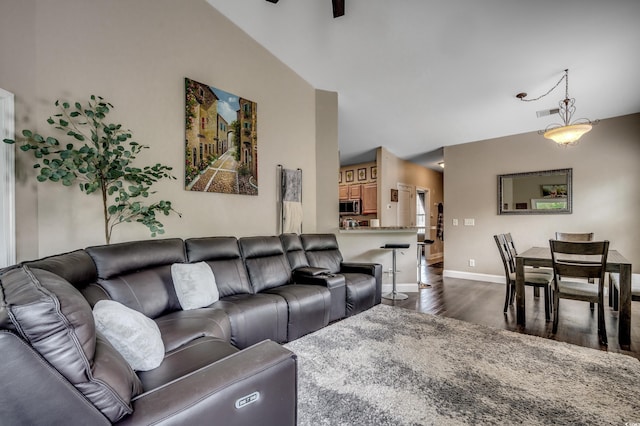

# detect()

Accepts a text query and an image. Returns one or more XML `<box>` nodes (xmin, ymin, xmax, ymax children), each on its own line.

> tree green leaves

<box><xmin>2</xmin><ymin>95</ymin><xmax>179</xmax><ymax>244</ymax></box>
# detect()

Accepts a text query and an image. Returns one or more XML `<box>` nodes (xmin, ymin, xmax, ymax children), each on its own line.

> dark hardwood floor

<box><xmin>382</xmin><ymin>260</ymin><xmax>640</xmax><ymax>360</ymax></box>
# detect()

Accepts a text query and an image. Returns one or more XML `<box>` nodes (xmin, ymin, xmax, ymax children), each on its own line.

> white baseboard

<box><xmin>443</xmin><ymin>270</ymin><xmax>504</xmax><ymax>284</ymax></box>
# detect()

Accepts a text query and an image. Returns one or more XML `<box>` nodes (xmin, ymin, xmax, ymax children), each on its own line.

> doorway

<box><xmin>396</xmin><ymin>183</ymin><xmax>412</xmax><ymax>226</ymax></box>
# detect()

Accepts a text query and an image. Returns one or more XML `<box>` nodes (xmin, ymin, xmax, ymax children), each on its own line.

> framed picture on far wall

<box><xmin>357</xmin><ymin>168</ymin><xmax>366</xmax><ymax>181</ymax></box>
<box><xmin>345</xmin><ymin>170</ymin><xmax>354</xmax><ymax>182</ymax></box>
<box><xmin>339</xmin><ymin>171</ymin><xmax>342</xmax><ymax>183</ymax></box>
<box><xmin>371</xmin><ymin>166</ymin><xmax>377</xmax><ymax>180</ymax></box>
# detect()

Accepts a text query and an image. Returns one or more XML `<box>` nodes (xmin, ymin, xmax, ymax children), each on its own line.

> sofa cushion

<box><xmin>23</xmin><ymin>249</ymin><xmax>97</xmax><ymax>289</ymax></box>
<box><xmin>87</xmin><ymin>238</ymin><xmax>186</xmax><ymax>280</ymax></box>
<box><xmin>0</xmin><ymin>266</ymin><xmax>142</xmax><ymax>422</ymax></box>
<box><xmin>171</xmin><ymin>262</ymin><xmax>219</xmax><ymax>310</ymax></box>
<box><xmin>280</xmin><ymin>233</ymin><xmax>309</xmax><ymax>272</ymax></box>
<box><xmin>154</xmin><ymin>308</ymin><xmax>232</xmax><ymax>352</ymax></box>
<box><xmin>86</xmin><ymin>239</ymin><xmax>186</xmax><ymax>319</ymax></box>
<box><xmin>93</xmin><ymin>300</ymin><xmax>165</xmax><ymax>371</ymax></box>
<box><xmin>301</xmin><ymin>234</ymin><xmax>343</xmax><ymax>274</ymax></box>
<box><xmin>240</xmin><ymin>236</ymin><xmax>291</xmax><ymax>292</ymax></box>
<box><xmin>184</xmin><ymin>237</ymin><xmax>254</xmax><ymax>297</ymax></box>
<box><xmin>136</xmin><ymin>336</ymin><xmax>239</xmax><ymax>392</ymax></box>
<box><xmin>211</xmin><ymin>293</ymin><xmax>288</xmax><ymax>349</ymax></box>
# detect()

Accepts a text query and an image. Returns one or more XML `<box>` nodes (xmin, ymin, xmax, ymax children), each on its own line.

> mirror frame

<box><xmin>498</xmin><ymin>168</ymin><xmax>572</xmax><ymax>215</ymax></box>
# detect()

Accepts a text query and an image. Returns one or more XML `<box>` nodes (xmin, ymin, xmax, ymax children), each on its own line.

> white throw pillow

<box><xmin>93</xmin><ymin>300</ymin><xmax>164</xmax><ymax>371</ymax></box>
<box><xmin>171</xmin><ymin>262</ymin><xmax>219</xmax><ymax>310</ymax></box>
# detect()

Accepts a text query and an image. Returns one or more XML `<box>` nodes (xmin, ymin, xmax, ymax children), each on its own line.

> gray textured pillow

<box><xmin>171</xmin><ymin>262</ymin><xmax>219</xmax><ymax>310</ymax></box>
<box><xmin>93</xmin><ymin>300</ymin><xmax>165</xmax><ymax>371</ymax></box>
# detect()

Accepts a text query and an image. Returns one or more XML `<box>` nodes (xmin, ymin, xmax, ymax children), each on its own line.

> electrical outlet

<box><xmin>464</xmin><ymin>218</ymin><xmax>475</xmax><ymax>226</ymax></box>
<box><xmin>469</xmin><ymin>259</ymin><xmax>475</xmax><ymax>267</ymax></box>
<box><xmin>452</xmin><ymin>218</ymin><xmax>458</xmax><ymax>226</ymax></box>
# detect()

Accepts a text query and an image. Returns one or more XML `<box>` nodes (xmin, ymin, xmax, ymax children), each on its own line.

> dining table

<box><xmin>515</xmin><ymin>246</ymin><xmax>633</xmax><ymax>349</ymax></box>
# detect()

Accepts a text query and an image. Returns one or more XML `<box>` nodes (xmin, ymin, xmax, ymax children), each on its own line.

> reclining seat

<box><xmin>280</xmin><ymin>233</ymin><xmax>347</xmax><ymax>322</ymax></box>
<box><xmin>84</xmin><ymin>239</ymin><xmax>232</xmax><ymax>352</ymax></box>
<box><xmin>239</xmin><ymin>236</ymin><xmax>332</xmax><ymax>341</ymax></box>
<box><xmin>185</xmin><ymin>236</ymin><xmax>288</xmax><ymax>349</ymax></box>
<box><xmin>301</xmin><ymin>233</ymin><xmax>382</xmax><ymax>317</ymax></box>
<box><xmin>0</xmin><ymin>263</ymin><xmax>298</xmax><ymax>426</ymax></box>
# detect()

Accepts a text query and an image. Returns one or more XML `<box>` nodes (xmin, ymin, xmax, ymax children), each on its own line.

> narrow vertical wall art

<box><xmin>184</xmin><ymin>78</ymin><xmax>258</xmax><ymax>195</ymax></box>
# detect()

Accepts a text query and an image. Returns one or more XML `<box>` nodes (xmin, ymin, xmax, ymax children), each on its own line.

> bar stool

<box><xmin>381</xmin><ymin>243</ymin><xmax>410</xmax><ymax>300</ymax></box>
<box><xmin>417</xmin><ymin>239</ymin><xmax>434</xmax><ymax>287</ymax></box>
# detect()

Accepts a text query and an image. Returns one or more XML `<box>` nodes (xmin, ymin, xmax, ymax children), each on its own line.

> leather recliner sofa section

<box><xmin>0</xmin><ymin>233</ymin><xmax>381</xmax><ymax>425</ymax></box>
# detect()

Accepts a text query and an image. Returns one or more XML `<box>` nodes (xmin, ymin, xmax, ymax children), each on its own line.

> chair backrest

<box><xmin>503</xmin><ymin>233</ymin><xmax>519</xmax><ymax>258</ymax></box>
<box><xmin>549</xmin><ymin>240</ymin><xmax>609</xmax><ymax>283</ymax></box>
<box><xmin>493</xmin><ymin>234</ymin><xmax>515</xmax><ymax>278</ymax></box>
<box><xmin>555</xmin><ymin>232</ymin><xmax>594</xmax><ymax>242</ymax></box>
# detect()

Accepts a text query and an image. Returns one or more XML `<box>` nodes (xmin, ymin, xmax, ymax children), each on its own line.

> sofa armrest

<box><xmin>294</xmin><ymin>266</ymin><xmax>331</xmax><ymax>276</ymax></box>
<box><xmin>0</xmin><ymin>331</ymin><xmax>110</xmax><ymax>425</ymax></box>
<box><xmin>341</xmin><ymin>262</ymin><xmax>383</xmax><ymax>304</ymax></box>
<box><xmin>340</xmin><ymin>262</ymin><xmax>381</xmax><ymax>276</ymax></box>
<box><xmin>118</xmin><ymin>340</ymin><xmax>297</xmax><ymax>426</ymax></box>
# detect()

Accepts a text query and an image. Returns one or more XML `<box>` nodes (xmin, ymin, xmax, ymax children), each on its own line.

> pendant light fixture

<box><xmin>516</xmin><ymin>69</ymin><xmax>597</xmax><ymax>146</ymax></box>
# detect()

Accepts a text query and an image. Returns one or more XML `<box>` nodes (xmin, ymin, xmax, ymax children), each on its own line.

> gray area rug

<box><xmin>284</xmin><ymin>304</ymin><xmax>640</xmax><ymax>425</ymax></box>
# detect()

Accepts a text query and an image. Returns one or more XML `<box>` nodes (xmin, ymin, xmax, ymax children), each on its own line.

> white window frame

<box><xmin>0</xmin><ymin>88</ymin><xmax>16</xmax><ymax>267</ymax></box>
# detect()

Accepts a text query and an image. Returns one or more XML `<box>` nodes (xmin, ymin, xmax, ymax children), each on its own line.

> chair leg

<box><xmin>552</xmin><ymin>294</ymin><xmax>559</xmax><ymax>333</ymax></box>
<box><xmin>504</xmin><ymin>283</ymin><xmax>511</xmax><ymax>313</ymax></box>
<box><xmin>543</xmin><ymin>286</ymin><xmax>551</xmax><ymax>321</ymax></box>
<box><xmin>597</xmin><ymin>295</ymin><xmax>607</xmax><ymax>346</ymax></box>
<box><xmin>613</xmin><ymin>285</ymin><xmax>619</xmax><ymax>311</ymax></box>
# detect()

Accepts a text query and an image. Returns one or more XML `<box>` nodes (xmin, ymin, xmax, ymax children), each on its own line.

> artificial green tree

<box><xmin>3</xmin><ymin>95</ymin><xmax>180</xmax><ymax>244</ymax></box>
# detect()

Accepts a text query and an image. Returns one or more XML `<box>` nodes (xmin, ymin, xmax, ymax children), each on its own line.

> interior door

<box><xmin>397</xmin><ymin>183</ymin><xmax>412</xmax><ymax>226</ymax></box>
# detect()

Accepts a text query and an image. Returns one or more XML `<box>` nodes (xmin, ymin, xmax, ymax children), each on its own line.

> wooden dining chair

<box><xmin>549</xmin><ymin>239</ymin><xmax>609</xmax><ymax>345</ymax></box>
<box><xmin>555</xmin><ymin>232</ymin><xmax>594</xmax><ymax>242</ymax></box>
<box><xmin>609</xmin><ymin>273</ymin><xmax>640</xmax><ymax>311</ymax></box>
<box><xmin>494</xmin><ymin>234</ymin><xmax>553</xmax><ymax>320</ymax></box>
<box><xmin>555</xmin><ymin>232</ymin><xmax>596</xmax><ymax>310</ymax></box>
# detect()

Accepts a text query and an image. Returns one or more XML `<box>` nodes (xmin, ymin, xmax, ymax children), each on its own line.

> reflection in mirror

<box><xmin>498</xmin><ymin>168</ymin><xmax>572</xmax><ymax>215</ymax></box>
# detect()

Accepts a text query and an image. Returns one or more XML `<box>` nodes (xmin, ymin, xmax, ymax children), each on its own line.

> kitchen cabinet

<box><xmin>348</xmin><ymin>184</ymin><xmax>361</xmax><ymax>200</ymax></box>
<box><xmin>339</xmin><ymin>185</ymin><xmax>348</xmax><ymax>200</ymax></box>
<box><xmin>362</xmin><ymin>183</ymin><xmax>377</xmax><ymax>214</ymax></box>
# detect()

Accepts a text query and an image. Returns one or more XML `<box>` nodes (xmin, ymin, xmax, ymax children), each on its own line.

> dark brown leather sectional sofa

<box><xmin>0</xmin><ymin>233</ymin><xmax>381</xmax><ymax>425</ymax></box>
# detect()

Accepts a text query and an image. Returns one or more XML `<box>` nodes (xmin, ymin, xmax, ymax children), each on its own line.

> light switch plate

<box><xmin>452</xmin><ymin>219</ymin><xmax>458</xmax><ymax>226</ymax></box>
<box><xmin>464</xmin><ymin>218</ymin><xmax>475</xmax><ymax>226</ymax></box>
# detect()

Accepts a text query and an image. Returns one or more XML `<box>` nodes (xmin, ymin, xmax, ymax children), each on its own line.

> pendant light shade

<box><xmin>543</xmin><ymin>123</ymin><xmax>592</xmax><ymax>145</ymax></box>
<box><xmin>517</xmin><ymin>69</ymin><xmax>597</xmax><ymax>146</ymax></box>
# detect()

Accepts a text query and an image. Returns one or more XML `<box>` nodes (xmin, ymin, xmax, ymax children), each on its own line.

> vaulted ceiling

<box><xmin>207</xmin><ymin>0</ymin><xmax>640</xmax><ymax>169</ymax></box>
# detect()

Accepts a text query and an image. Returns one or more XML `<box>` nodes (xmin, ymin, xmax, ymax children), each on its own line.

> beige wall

<box><xmin>315</xmin><ymin>89</ymin><xmax>340</xmax><ymax>233</ymax></box>
<box><xmin>377</xmin><ymin>147</ymin><xmax>444</xmax><ymax>258</ymax></box>
<box><xmin>1</xmin><ymin>0</ymin><xmax>320</xmax><ymax>259</ymax></box>
<box><xmin>444</xmin><ymin>113</ymin><xmax>640</xmax><ymax>278</ymax></box>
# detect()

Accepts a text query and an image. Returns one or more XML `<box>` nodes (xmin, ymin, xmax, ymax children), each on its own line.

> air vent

<box><xmin>536</xmin><ymin>108</ymin><xmax>560</xmax><ymax>118</ymax></box>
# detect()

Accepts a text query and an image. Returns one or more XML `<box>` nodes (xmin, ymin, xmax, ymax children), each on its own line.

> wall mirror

<box><xmin>498</xmin><ymin>168</ymin><xmax>572</xmax><ymax>215</ymax></box>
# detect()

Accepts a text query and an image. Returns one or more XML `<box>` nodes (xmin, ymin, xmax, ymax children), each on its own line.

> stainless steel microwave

<box><xmin>339</xmin><ymin>200</ymin><xmax>361</xmax><ymax>216</ymax></box>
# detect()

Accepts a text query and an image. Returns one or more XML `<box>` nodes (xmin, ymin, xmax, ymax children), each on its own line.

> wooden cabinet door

<box><xmin>362</xmin><ymin>183</ymin><xmax>377</xmax><ymax>214</ymax></box>
<box><xmin>339</xmin><ymin>185</ymin><xmax>348</xmax><ymax>200</ymax></box>
<box><xmin>348</xmin><ymin>184</ymin><xmax>361</xmax><ymax>200</ymax></box>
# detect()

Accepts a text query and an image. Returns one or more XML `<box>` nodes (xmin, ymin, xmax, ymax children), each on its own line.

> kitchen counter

<box><xmin>339</xmin><ymin>226</ymin><xmax>418</xmax><ymax>233</ymax></box>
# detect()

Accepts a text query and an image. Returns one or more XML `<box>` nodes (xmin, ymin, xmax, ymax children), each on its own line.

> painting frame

<box><xmin>357</xmin><ymin>168</ymin><xmax>367</xmax><ymax>181</ymax></box>
<box><xmin>184</xmin><ymin>77</ymin><xmax>258</xmax><ymax>195</ymax></box>
<box><xmin>345</xmin><ymin>170</ymin><xmax>354</xmax><ymax>183</ymax></box>
<box><xmin>371</xmin><ymin>166</ymin><xmax>377</xmax><ymax>180</ymax></box>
